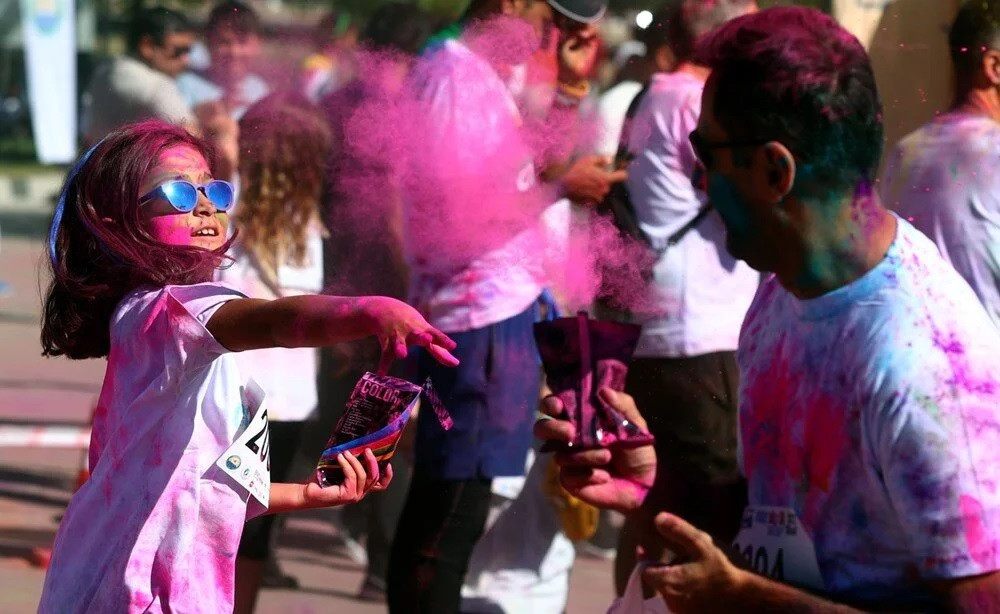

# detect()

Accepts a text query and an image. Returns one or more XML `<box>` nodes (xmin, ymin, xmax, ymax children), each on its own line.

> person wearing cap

<box><xmin>386</xmin><ymin>1</ymin><xmax>615</xmax><ymax>613</ymax></box>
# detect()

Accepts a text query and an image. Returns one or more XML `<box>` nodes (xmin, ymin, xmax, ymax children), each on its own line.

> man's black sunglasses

<box><xmin>689</xmin><ymin>130</ymin><xmax>770</xmax><ymax>169</ymax></box>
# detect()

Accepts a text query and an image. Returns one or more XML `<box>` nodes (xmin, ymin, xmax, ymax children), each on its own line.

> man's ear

<box><xmin>761</xmin><ymin>141</ymin><xmax>795</xmax><ymax>201</ymax></box>
<box><xmin>983</xmin><ymin>49</ymin><xmax>1000</xmax><ymax>87</ymax></box>
<box><xmin>136</xmin><ymin>34</ymin><xmax>156</xmax><ymax>63</ymax></box>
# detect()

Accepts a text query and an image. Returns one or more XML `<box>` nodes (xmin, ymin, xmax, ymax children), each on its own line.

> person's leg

<box><xmin>360</xmin><ymin>440</ymin><xmax>412</xmax><ymax>598</ymax></box>
<box><xmin>615</xmin><ymin>353</ymin><xmax>747</xmax><ymax>594</ymax></box>
<box><xmin>387</xmin><ymin>470</ymin><xmax>493</xmax><ymax>614</ymax></box>
<box><xmin>387</xmin><ymin>323</ymin><xmax>493</xmax><ymax>613</ymax></box>
<box><xmin>233</xmin><ymin>421</ymin><xmax>304</xmax><ymax>614</ymax></box>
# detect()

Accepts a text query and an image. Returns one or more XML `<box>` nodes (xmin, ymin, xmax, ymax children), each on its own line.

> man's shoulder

<box><xmin>106</xmin><ymin>56</ymin><xmax>173</xmax><ymax>91</ymax></box>
<box><xmin>897</xmin><ymin>113</ymin><xmax>1000</xmax><ymax>159</ymax></box>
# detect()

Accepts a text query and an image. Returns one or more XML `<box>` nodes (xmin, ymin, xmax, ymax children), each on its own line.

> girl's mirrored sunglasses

<box><xmin>139</xmin><ymin>179</ymin><xmax>235</xmax><ymax>212</ymax></box>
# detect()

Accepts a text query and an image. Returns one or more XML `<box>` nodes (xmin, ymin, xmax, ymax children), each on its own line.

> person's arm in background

<box><xmin>537</xmin><ymin>25</ymin><xmax>627</xmax><ymax>205</ymax></box>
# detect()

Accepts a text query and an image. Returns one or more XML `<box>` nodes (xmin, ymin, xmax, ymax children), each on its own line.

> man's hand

<box><xmin>534</xmin><ymin>387</ymin><xmax>656</xmax><ymax>512</ymax></box>
<box><xmin>560</xmin><ymin>155</ymin><xmax>628</xmax><ymax>204</ymax></box>
<box><xmin>641</xmin><ymin>512</ymin><xmax>747</xmax><ymax>613</ymax></box>
<box><xmin>559</xmin><ymin>24</ymin><xmax>600</xmax><ymax>83</ymax></box>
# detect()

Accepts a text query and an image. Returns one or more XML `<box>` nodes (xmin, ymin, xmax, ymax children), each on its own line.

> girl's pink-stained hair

<box><xmin>42</xmin><ymin>120</ymin><xmax>232</xmax><ymax>359</ymax></box>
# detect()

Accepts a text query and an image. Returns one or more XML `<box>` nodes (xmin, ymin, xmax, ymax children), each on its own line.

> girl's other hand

<box><xmin>302</xmin><ymin>449</ymin><xmax>393</xmax><ymax>508</ymax></box>
<box><xmin>362</xmin><ymin>297</ymin><xmax>459</xmax><ymax>375</ymax></box>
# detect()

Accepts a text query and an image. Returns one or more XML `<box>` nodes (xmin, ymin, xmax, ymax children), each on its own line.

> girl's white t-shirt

<box><xmin>39</xmin><ymin>282</ymin><xmax>251</xmax><ymax>614</ymax></box>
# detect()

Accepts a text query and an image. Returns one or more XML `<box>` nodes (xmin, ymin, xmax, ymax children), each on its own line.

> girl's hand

<box><xmin>362</xmin><ymin>297</ymin><xmax>459</xmax><ymax>375</ymax></box>
<box><xmin>302</xmin><ymin>449</ymin><xmax>393</xmax><ymax>508</ymax></box>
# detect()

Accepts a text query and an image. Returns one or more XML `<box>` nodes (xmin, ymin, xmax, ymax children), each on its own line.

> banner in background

<box><xmin>20</xmin><ymin>0</ymin><xmax>76</xmax><ymax>164</ymax></box>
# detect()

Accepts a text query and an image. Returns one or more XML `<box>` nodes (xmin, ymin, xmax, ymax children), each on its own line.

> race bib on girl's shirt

<box><xmin>732</xmin><ymin>506</ymin><xmax>823</xmax><ymax>591</ymax></box>
<box><xmin>216</xmin><ymin>379</ymin><xmax>271</xmax><ymax>508</ymax></box>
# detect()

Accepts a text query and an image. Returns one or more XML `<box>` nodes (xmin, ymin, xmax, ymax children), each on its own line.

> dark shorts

<box><xmin>414</xmin><ymin>305</ymin><xmax>541</xmax><ymax>480</ymax></box>
<box><xmin>615</xmin><ymin>352</ymin><xmax>748</xmax><ymax>592</ymax></box>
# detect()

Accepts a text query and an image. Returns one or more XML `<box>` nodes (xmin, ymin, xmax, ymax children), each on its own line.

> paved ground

<box><xmin>0</xmin><ymin>214</ymin><xmax>618</xmax><ymax>614</ymax></box>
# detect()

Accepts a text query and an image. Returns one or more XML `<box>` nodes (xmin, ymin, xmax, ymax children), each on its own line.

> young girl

<box><xmin>38</xmin><ymin>120</ymin><xmax>458</xmax><ymax>613</ymax></box>
<box><xmin>216</xmin><ymin>92</ymin><xmax>332</xmax><ymax>612</ymax></box>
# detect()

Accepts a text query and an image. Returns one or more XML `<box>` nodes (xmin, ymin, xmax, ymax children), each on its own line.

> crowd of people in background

<box><xmin>35</xmin><ymin>0</ymin><xmax>1000</xmax><ymax>612</ymax></box>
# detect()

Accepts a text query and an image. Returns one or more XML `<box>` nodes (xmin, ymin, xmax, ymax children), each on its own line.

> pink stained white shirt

<box><xmin>403</xmin><ymin>38</ymin><xmax>549</xmax><ymax>333</ymax></box>
<box><xmin>737</xmin><ymin>217</ymin><xmax>1000</xmax><ymax>605</ymax></box>
<box><xmin>39</xmin><ymin>283</ymin><xmax>253</xmax><ymax>614</ymax></box>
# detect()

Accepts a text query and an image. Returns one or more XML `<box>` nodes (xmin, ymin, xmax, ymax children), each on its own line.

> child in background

<box><xmin>216</xmin><ymin>92</ymin><xmax>331</xmax><ymax>613</ymax></box>
<box><xmin>38</xmin><ymin>120</ymin><xmax>458</xmax><ymax>613</ymax></box>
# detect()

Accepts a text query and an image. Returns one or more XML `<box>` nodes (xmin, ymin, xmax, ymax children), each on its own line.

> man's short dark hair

<box><xmin>362</xmin><ymin>3</ymin><xmax>435</xmax><ymax>56</ymax></box>
<box><xmin>949</xmin><ymin>0</ymin><xmax>1000</xmax><ymax>84</ymax></box>
<box><xmin>207</xmin><ymin>1</ymin><xmax>260</xmax><ymax>37</ymax></box>
<box><xmin>668</xmin><ymin>0</ymin><xmax>755</xmax><ymax>62</ymax></box>
<box><xmin>700</xmin><ymin>6</ymin><xmax>884</xmax><ymax>193</ymax></box>
<box><xmin>127</xmin><ymin>7</ymin><xmax>192</xmax><ymax>53</ymax></box>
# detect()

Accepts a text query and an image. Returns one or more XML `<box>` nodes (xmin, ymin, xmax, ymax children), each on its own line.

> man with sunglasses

<box><xmin>539</xmin><ymin>6</ymin><xmax>1000</xmax><ymax>611</ymax></box>
<box><xmin>610</xmin><ymin>0</ymin><xmax>758</xmax><ymax>596</ymax></box>
<box><xmin>387</xmin><ymin>2</ymin><xmax>614</xmax><ymax>613</ymax></box>
<box><xmin>82</xmin><ymin>7</ymin><xmax>197</xmax><ymax>145</ymax></box>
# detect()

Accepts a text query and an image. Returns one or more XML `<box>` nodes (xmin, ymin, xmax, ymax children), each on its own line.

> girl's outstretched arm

<box><xmin>207</xmin><ymin>295</ymin><xmax>458</xmax><ymax>373</ymax></box>
<box><xmin>263</xmin><ymin>448</ymin><xmax>392</xmax><ymax>516</ymax></box>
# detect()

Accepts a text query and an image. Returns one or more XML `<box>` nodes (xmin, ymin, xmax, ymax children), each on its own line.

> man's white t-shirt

<box><xmin>738</xmin><ymin>218</ymin><xmax>1000</xmax><ymax>605</ymax></box>
<box><xmin>216</xmin><ymin>226</ymin><xmax>324</xmax><ymax>422</ymax></box>
<box><xmin>404</xmin><ymin>39</ymin><xmax>548</xmax><ymax>333</ymax></box>
<box><xmin>593</xmin><ymin>79</ymin><xmax>643</xmax><ymax>158</ymax></box>
<box><xmin>881</xmin><ymin>112</ymin><xmax>1000</xmax><ymax>329</ymax></box>
<box><xmin>82</xmin><ymin>56</ymin><xmax>194</xmax><ymax>142</ymax></box>
<box><xmin>625</xmin><ymin>71</ymin><xmax>759</xmax><ymax>358</ymax></box>
<box><xmin>176</xmin><ymin>71</ymin><xmax>270</xmax><ymax>121</ymax></box>
<box><xmin>40</xmin><ymin>283</ymin><xmax>252</xmax><ymax>614</ymax></box>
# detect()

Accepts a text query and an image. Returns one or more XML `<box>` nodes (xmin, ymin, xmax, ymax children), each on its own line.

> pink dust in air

<box><xmin>310</xmin><ymin>15</ymin><xmax>657</xmax><ymax>315</ymax></box>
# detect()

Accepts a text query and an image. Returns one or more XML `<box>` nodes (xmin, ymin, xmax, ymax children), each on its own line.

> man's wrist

<box><xmin>554</xmin><ymin>79</ymin><xmax>590</xmax><ymax>108</ymax></box>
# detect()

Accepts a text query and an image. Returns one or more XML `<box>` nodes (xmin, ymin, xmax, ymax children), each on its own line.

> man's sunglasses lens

<box><xmin>169</xmin><ymin>45</ymin><xmax>192</xmax><ymax>59</ymax></box>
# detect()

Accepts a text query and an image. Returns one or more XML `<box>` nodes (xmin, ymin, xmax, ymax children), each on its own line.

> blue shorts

<box><xmin>414</xmin><ymin>304</ymin><xmax>541</xmax><ymax>480</ymax></box>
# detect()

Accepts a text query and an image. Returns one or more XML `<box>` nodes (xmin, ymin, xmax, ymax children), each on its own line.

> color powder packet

<box><xmin>535</xmin><ymin>311</ymin><xmax>654</xmax><ymax>452</ymax></box>
<box><xmin>316</xmin><ymin>372</ymin><xmax>451</xmax><ymax>487</ymax></box>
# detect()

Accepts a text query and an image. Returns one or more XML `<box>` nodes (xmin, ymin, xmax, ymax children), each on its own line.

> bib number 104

<box><xmin>733</xmin><ymin>542</ymin><xmax>784</xmax><ymax>581</ymax></box>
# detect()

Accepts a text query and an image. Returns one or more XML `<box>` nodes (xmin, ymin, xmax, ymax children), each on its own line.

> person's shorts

<box><xmin>414</xmin><ymin>305</ymin><xmax>541</xmax><ymax>480</ymax></box>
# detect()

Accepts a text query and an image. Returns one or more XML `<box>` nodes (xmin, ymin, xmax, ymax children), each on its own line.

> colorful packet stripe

<box><xmin>423</xmin><ymin>378</ymin><xmax>453</xmax><ymax>430</ymax></box>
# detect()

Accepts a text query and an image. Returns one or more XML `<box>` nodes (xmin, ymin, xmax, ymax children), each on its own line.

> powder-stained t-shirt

<box><xmin>881</xmin><ymin>112</ymin><xmax>1000</xmax><ymax>329</ymax></box>
<box><xmin>403</xmin><ymin>38</ymin><xmax>548</xmax><ymax>333</ymax></box>
<box><xmin>39</xmin><ymin>283</ymin><xmax>251</xmax><ymax>614</ymax></box>
<box><xmin>738</xmin><ymin>217</ymin><xmax>1000</xmax><ymax>605</ymax></box>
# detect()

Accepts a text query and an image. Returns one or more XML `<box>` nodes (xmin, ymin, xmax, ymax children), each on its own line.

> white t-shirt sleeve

<box><xmin>869</xmin><ymin>350</ymin><xmax>1000</xmax><ymax>580</ymax></box>
<box><xmin>161</xmin><ymin>282</ymin><xmax>247</xmax><ymax>365</ymax></box>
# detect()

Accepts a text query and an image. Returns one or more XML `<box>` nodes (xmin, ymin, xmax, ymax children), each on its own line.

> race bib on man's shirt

<box><xmin>732</xmin><ymin>506</ymin><xmax>824</xmax><ymax>591</ymax></box>
<box><xmin>216</xmin><ymin>379</ymin><xmax>271</xmax><ymax>508</ymax></box>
